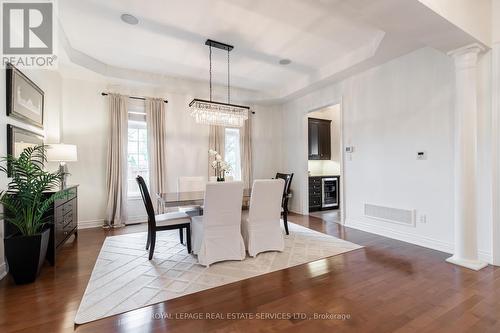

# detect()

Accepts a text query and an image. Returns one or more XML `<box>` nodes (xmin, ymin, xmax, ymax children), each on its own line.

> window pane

<box><xmin>224</xmin><ymin>128</ymin><xmax>241</xmax><ymax>181</ymax></box>
<box><xmin>128</xmin><ymin>128</ymin><xmax>138</xmax><ymax>141</ymax></box>
<box><xmin>139</xmin><ymin>141</ymin><xmax>148</xmax><ymax>154</ymax></box>
<box><xmin>138</xmin><ymin>128</ymin><xmax>148</xmax><ymax>142</ymax></box>
<box><xmin>128</xmin><ymin>142</ymin><xmax>138</xmax><ymax>154</ymax></box>
<box><xmin>128</xmin><ymin>179</ymin><xmax>140</xmax><ymax>196</ymax></box>
<box><xmin>128</xmin><ymin>154</ymin><xmax>138</xmax><ymax>167</ymax></box>
<box><xmin>127</xmin><ymin>112</ymin><xmax>149</xmax><ymax>197</ymax></box>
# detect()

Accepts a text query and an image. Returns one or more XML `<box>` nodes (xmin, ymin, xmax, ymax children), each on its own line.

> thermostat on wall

<box><xmin>345</xmin><ymin>146</ymin><xmax>354</xmax><ymax>153</ymax></box>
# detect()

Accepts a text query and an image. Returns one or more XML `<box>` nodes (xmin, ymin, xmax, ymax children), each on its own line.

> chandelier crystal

<box><xmin>189</xmin><ymin>99</ymin><xmax>249</xmax><ymax>127</ymax></box>
<box><xmin>189</xmin><ymin>39</ymin><xmax>250</xmax><ymax>128</ymax></box>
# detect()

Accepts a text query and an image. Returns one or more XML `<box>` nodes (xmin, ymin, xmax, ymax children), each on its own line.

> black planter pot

<box><xmin>4</xmin><ymin>228</ymin><xmax>50</xmax><ymax>284</ymax></box>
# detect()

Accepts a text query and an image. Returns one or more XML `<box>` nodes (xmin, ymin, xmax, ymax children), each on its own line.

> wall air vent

<box><xmin>364</xmin><ymin>203</ymin><xmax>416</xmax><ymax>227</ymax></box>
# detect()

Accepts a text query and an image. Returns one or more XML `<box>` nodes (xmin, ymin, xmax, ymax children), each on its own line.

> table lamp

<box><xmin>47</xmin><ymin>144</ymin><xmax>78</xmax><ymax>189</ymax></box>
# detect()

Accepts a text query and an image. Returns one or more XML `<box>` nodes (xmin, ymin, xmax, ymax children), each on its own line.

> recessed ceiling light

<box><xmin>121</xmin><ymin>13</ymin><xmax>139</xmax><ymax>25</ymax></box>
<box><xmin>279</xmin><ymin>59</ymin><xmax>291</xmax><ymax>65</ymax></box>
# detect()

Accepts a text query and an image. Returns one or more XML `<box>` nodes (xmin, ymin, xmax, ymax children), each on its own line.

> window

<box><xmin>224</xmin><ymin>128</ymin><xmax>241</xmax><ymax>180</ymax></box>
<box><xmin>127</xmin><ymin>101</ymin><xmax>148</xmax><ymax>197</ymax></box>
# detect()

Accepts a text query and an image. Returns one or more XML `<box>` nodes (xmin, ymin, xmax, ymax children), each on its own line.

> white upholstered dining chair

<box><xmin>177</xmin><ymin>176</ymin><xmax>205</xmax><ymax>215</ymax></box>
<box><xmin>191</xmin><ymin>181</ymin><xmax>245</xmax><ymax>266</ymax></box>
<box><xmin>241</xmin><ymin>179</ymin><xmax>285</xmax><ymax>257</ymax></box>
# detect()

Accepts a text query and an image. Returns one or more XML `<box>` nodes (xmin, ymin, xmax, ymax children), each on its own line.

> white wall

<box><xmin>494</xmin><ymin>0</ymin><xmax>500</xmax><ymax>44</ymax></box>
<box><xmin>282</xmin><ymin>47</ymin><xmax>459</xmax><ymax>251</ymax></box>
<box><xmin>252</xmin><ymin>104</ymin><xmax>283</xmax><ymax>179</ymax></box>
<box><xmin>490</xmin><ymin>0</ymin><xmax>500</xmax><ymax>264</ymax></box>
<box><xmin>60</xmin><ymin>77</ymin><xmax>108</xmax><ymax>225</ymax></box>
<box><xmin>418</xmin><ymin>0</ymin><xmax>492</xmax><ymax>46</ymax></box>
<box><xmin>0</xmin><ymin>68</ymin><xmax>63</xmax><ymax>279</ymax></box>
<box><xmin>280</xmin><ymin>46</ymin><xmax>495</xmax><ymax>261</ymax></box>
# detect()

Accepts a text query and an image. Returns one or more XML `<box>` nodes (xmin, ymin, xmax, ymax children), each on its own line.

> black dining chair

<box><xmin>275</xmin><ymin>173</ymin><xmax>294</xmax><ymax>235</ymax></box>
<box><xmin>136</xmin><ymin>175</ymin><xmax>192</xmax><ymax>260</ymax></box>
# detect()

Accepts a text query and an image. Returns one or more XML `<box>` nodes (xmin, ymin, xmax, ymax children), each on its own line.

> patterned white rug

<box><xmin>75</xmin><ymin>222</ymin><xmax>362</xmax><ymax>324</ymax></box>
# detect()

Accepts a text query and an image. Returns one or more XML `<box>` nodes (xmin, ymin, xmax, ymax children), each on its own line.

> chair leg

<box><xmin>186</xmin><ymin>225</ymin><xmax>191</xmax><ymax>254</ymax></box>
<box><xmin>146</xmin><ymin>226</ymin><xmax>151</xmax><ymax>250</ymax></box>
<box><xmin>148</xmin><ymin>231</ymin><xmax>156</xmax><ymax>260</ymax></box>
<box><xmin>283</xmin><ymin>210</ymin><xmax>289</xmax><ymax>235</ymax></box>
<box><xmin>179</xmin><ymin>228</ymin><xmax>184</xmax><ymax>244</ymax></box>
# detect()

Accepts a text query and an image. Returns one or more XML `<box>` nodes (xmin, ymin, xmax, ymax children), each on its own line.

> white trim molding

<box><xmin>78</xmin><ymin>215</ymin><xmax>147</xmax><ymax>230</ymax></box>
<box><xmin>126</xmin><ymin>215</ymin><xmax>148</xmax><ymax>225</ymax></box>
<box><xmin>346</xmin><ymin>218</ymin><xmax>453</xmax><ymax>253</ymax></box>
<box><xmin>345</xmin><ymin>218</ymin><xmax>493</xmax><ymax>264</ymax></box>
<box><xmin>0</xmin><ymin>262</ymin><xmax>7</xmax><ymax>280</ymax></box>
<box><xmin>446</xmin><ymin>44</ymin><xmax>488</xmax><ymax>271</ymax></box>
<box><xmin>78</xmin><ymin>219</ymin><xmax>105</xmax><ymax>230</ymax></box>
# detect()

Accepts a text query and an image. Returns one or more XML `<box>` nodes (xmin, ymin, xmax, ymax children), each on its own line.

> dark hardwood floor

<box><xmin>1</xmin><ymin>213</ymin><xmax>499</xmax><ymax>333</ymax></box>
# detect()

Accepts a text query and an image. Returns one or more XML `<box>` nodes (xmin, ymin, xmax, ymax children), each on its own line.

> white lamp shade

<box><xmin>47</xmin><ymin>144</ymin><xmax>78</xmax><ymax>162</ymax></box>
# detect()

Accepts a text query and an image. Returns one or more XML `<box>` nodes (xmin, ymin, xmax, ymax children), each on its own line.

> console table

<box><xmin>47</xmin><ymin>185</ymin><xmax>78</xmax><ymax>265</ymax></box>
<box><xmin>4</xmin><ymin>185</ymin><xmax>78</xmax><ymax>265</ymax></box>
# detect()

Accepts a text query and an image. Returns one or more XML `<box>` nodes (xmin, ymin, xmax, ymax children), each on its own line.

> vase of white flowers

<box><xmin>208</xmin><ymin>149</ymin><xmax>231</xmax><ymax>182</ymax></box>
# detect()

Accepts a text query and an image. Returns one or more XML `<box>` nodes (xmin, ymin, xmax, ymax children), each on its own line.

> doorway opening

<box><xmin>305</xmin><ymin>103</ymin><xmax>344</xmax><ymax>224</ymax></box>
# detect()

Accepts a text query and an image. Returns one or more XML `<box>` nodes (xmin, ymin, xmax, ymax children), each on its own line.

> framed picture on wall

<box><xmin>6</xmin><ymin>63</ymin><xmax>45</xmax><ymax>128</ymax></box>
<box><xmin>7</xmin><ymin>125</ymin><xmax>45</xmax><ymax>175</ymax></box>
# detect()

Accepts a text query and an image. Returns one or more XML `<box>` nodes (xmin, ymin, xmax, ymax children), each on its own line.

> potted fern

<box><xmin>0</xmin><ymin>145</ymin><xmax>67</xmax><ymax>284</ymax></box>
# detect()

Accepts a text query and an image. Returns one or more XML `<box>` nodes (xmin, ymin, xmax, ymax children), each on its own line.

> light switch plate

<box><xmin>417</xmin><ymin>151</ymin><xmax>426</xmax><ymax>160</ymax></box>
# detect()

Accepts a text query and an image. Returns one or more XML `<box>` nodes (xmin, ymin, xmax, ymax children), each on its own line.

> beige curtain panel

<box><xmin>146</xmin><ymin>98</ymin><xmax>168</xmax><ymax>212</ymax></box>
<box><xmin>105</xmin><ymin>93</ymin><xmax>129</xmax><ymax>227</ymax></box>
<box><xmin>208</xmin><ymin>125</ymin><xmax>225</xmax><ymax>177</ymax></box>
<box><xmin>240</xmin><ymin>116</ymin><xmax>253</xmax><ymax>189</ymax></box>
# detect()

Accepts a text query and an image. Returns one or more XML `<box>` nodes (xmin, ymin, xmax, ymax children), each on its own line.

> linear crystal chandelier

<box><xmin>189</xmin><ymin>39</ymin><xmax>249</xmax><ymax>127</ymax></box>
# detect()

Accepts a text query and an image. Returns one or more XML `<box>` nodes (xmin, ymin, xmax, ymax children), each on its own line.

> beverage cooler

<box><xmin>321</xmin><ymin>177</ymin><xmax>339</xmax><ymax>209</ymax></box>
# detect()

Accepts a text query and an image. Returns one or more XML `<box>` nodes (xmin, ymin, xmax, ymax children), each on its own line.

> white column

<box><xmin>446</xmin><ymin>44</ymin><xmax>487</xmax><ymax>271</ymax></box>
<box><xmin>492</xmin><ymin>41</ymin><xmax>500</xmax><ymax>266</ymax></box>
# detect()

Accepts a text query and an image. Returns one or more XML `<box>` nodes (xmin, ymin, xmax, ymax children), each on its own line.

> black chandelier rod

<box><xmin>101</xmin><ymin>92</ymin><xmax>168</xmax><ymax>104</ymax></box>
<box><xmin>209</xmin><ymin>44</ymin><xmax>213</xmax><ymax>102</ymax></box>
<box><xmin>227</xmin><ymin>48</ymin><xmax>230</xmax><ymax>104</ymax></box>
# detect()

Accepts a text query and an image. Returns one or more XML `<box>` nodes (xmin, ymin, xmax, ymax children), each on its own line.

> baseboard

<box><xmin>0</xmin><ymin>262</ymin><xmax>7</xmax><ymax>280</ymax></box>
<box><xmin>78</xmin><ymin>216</ymin><xmax>147</xmax><ymax>229</ymax></box>
<box><xmin>78</xmin><ymin>219</ymin><xmax>104</xmax><ymax>229</ymax></box>
<box><xmin>345</xmin><ymin>218</ymin><xmax>493</xmax><ymax>264</ymax></box>
<box><xmin>478</xmin><ymin>250</ymin><xmax>492</xmax><ymax>264</ymax></box>
<box><xmin>345</xmin><ymin>218</ymin><xmax>453</xmax><ymax>253</ymax></box>
<box><xmin>127</xmin><ymin>215</ymin><xmax>147</xmax><ymax>224</ymax></box>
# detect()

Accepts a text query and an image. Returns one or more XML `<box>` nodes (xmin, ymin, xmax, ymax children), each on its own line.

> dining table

<box><xmin>156</xmin><ymin>188</ymin><xmax>252</xmax><ymax>212</ymax></box>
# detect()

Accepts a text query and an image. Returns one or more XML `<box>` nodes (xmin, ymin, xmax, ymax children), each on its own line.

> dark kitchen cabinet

<box><xmin>308</xmin><ymin>177</ymin><xmax>322</xmax><ymax>211</ymax></box>
<box><xmin>309</xmin><ymin>176</ymin><xmax>340</xmax><ymax>212</ymax></box>
<box><xmin>308</xmin><ymin>118</ymin><xmax>331</xmax><ymax>160</ymax></box>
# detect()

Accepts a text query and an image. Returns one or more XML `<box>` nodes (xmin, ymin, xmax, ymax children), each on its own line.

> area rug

<box><xmin>75</xmin><ymin>222</ymin><xmax>362</xmax><ymax>324</ymax></box>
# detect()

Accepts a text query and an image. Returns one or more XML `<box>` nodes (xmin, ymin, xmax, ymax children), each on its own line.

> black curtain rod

<box><xmin>101</xmin><ymin>92</ymin><xmax>168</xmax><ymax>103</ymax></box>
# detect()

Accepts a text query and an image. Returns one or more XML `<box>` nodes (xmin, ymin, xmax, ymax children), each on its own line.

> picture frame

<box><xmin>7</xmin><ymin>125</ymin><xmax>45</xmax><ymax>176</ymax></box>
<box><xmin>6</xmin><ymin>63</ymin><xmax>45</xmax><ymax>128</ymax></box>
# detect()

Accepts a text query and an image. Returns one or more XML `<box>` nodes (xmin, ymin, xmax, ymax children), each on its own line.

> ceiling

<box><xmin>58</xmin><ymin>0</ymin><xmax>482</xmax><ymax>102</ymax></box>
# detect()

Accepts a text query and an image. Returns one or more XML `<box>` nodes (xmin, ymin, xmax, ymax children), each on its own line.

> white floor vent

<box><xmin>364</xmin><ymin>203</ymin><xmax>416</xmax><ymax>227</ymax></box>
